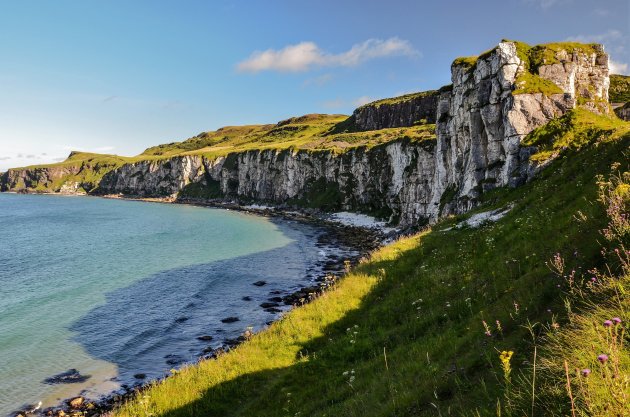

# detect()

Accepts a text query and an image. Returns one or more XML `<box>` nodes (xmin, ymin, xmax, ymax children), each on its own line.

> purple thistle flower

<box><xmin>597</xmin><ymin>354</ymin><xmax>609</xmax><ymax>363</ymax></box>
<box><xmin>581</xmin><ymin>369</ymin><xmax>591</xmax><ymax>377</ymax></box>
<box><xmin>612</xmin><ymin>317</ymin><xmax>622</xmax><ymax>325</ymax></box>
<box><xmin>603</xmin><ymin>320</ymin><xmax>613</xmax><ymax>327</ymax></box>
<box><xmin>591</xmin><ymin>277</ymin><xmax>597</xmax><ymax>282</ymax></box>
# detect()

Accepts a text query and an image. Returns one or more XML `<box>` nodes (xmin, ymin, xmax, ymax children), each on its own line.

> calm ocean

<box><xmin>0</xmin><ymin>194</ymin><xmax>330</xmax><ymax>415</ymax></box>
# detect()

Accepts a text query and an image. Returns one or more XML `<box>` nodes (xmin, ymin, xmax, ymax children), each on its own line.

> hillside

<box><xmin>2</xmin><ymin>39</ymin><xmax>628</xmax><ymax>417</ymax></box>
<box><xmin>610</xmin><ymin>74</ymin><xmax>630</xmax><ymax>103</ymax></box>
<box><xmin>110</xmin><ymin>109</ymin><xmax>629</xmax><ymax>416</ymax></box>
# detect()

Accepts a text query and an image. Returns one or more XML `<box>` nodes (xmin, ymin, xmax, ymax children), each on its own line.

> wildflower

<box><xmin>591</xmin><ymin>277</ymin><xmax>597</xmax><ymax>282</ymax></box>
<box><xmin>496</xmin><ymin>320</ymin><xmax>503</xmax><ymax>332</ymax></box>
<box><xmin>603</xmin><ymin>320</ymin><xmax>613</xmax><ymax>327</ymax></box>
<box><xmin>499</xmin><ymin>350</ymin><xmax>513</xmax><ymax>381</ymax></box>
<box><xmin>482</xmin><ymin>320</ymin><xmax>492</xmax><ymax>337</ymax></box>
<box><xmin>597</xmin><ymin>354</ymin><xmax>609</xmax><ymax>363</ymax></box>
<box><xmin>581</xmin><ymin>369</ymin><xmax>591</xmax><ymax>377</ymax></box>
<box><xmin>612</xmin><ymin>317</ymin><xmax>622</xmax><ymax>325</ymax></box>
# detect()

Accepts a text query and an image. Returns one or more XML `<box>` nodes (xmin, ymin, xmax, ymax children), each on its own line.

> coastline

<box><xmin>6</xmin><ymin>192</ymin><xmax>392</xmax><ymax>417</ymax></box>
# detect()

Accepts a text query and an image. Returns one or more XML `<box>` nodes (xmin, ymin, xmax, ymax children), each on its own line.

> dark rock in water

<box><xmin>269</xmin><ymin>290</ymin><xmax>282</xmax><ymax>294</ymax></box>
<box><xmin>268</xmin><ymin>296</ymin><xmax>283</xmax><ymax>303</ymax></box>
<box><xmin>241</xmin><ymin>296</ymin><xmax>252</xmax><ymax>301</ymax></box>
<box><xmin>164</xmin><ymin>354</ymin><xmax>184</xmax><ymax>365</ymax></box>
<box><xmin>44</xmin><ymin>369</ymin><xmax>91</xmax><ymax>384</ymax></box>
<box><xmin>260</xmin><ymin>302</ymin><xmax>279</xmax><ymax>308</ymax></box>
<box><xmin>221</xmin><ymin>316</ymin><xmax>240</xmax><ymax>323</ymax></box>
<box><xmin>252</xmin><ymin>280</ymin><xmax>267</xmax><ymax>287</ymax></box>
<box><xmin>196</xmin><ymin>335</ymin><xmax>214</xmax><ymax>341</ymax></box>
<box><xmin>202</xmin><ymin>346</ymin><xmax>215</xmax><ymax>354</ymax></box>
<box><xmin>133</xmin><ymin>373</ymin><xmax>146</xmax><ymax>379</ymax></box>
<box><xmin>175</xmin><ymin>316</ymin><xmax>189</xmax><ymax>323</ymax></box>
<box><xmin>264</xmin><ymin>307</ymin><xmax>282</xmax><ymax>313</ymax></box>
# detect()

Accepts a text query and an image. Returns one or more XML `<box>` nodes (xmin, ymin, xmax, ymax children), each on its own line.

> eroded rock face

<box><xmin>349</xmin><ymin>92</ymin><xmax>440</xmax><ymax>131</ymax></box>
<box><xmin>1</xmin><ymin>41</ymin><xmax>611</xmax><ymax>227</ymax></box>
<box><xmin>98</xmin><ymin>140</ymin><xmax>438</xmax><ymax>225</ymax></box>
<box><xmin>429</xmin><ymin>41</ymin><xmax>609</xmax><ymax>218</ymax></box>
<box><xmin>98</xmin><ymin>156</ymin><xmax>205</xmax><ymax>196</ymax></box>
<box><xmin>0</xmin><ymin>165</ymin><xmax>83</xmax><ymax>192</ymax></box>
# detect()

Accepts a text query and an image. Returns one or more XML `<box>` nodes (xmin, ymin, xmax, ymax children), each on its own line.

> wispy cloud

<box><xmin>303</xmin><ymin>73</ymin><xmax>334</xmax><ymax>87</ymax></box>
<box><xmin>237</xmin><ymin>38</ymin><xmax>419</xmax><ymax>73</ymax></box>
<box><xmin>352</xmin><ymin>96</ymin><xmax>373</xmax><ymax>107</ymax></box>
<box><xmin>321</xmin><ymin>96</ymin><xmax>375</xmax><ymax>110</ymax></box>
<box><xmin>322</xmin><ymin>98</ymin><xmax>345</xmax><ymax>109</ymax></box>
<box><xmin>565</xmin><ymin>29</ymin><xmax>628</xmax><ymax>67</ymax></box>
<box><xmin>593</xmin><ymin>8</ymin><xmax>610</xmax><ymax>17</ymax></box>
<box><xmin>524</xmin><ymin>0</ymin><xmax>571</xmax><ymax>10</ymax></box>
<box><xmin>0</xmin><ymin>156</ymin><xmax>11</xmax><ymax>161</ymax></box>
<box><xmin>610</xmin><ymin>59</ymin><xmax>629</xmax><ymax>75</ymax></box>
<box><xmin>565</xmin><ymin>29</ymin><xmax>624</xmax><ymax>44</ymax></box>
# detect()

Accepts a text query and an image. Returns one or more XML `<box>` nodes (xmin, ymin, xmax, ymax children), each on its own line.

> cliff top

<box><xmin>355</xmin><ymin>90</ymin><xmax>439</xmax><ymax>110</ymax></box>
<box><xmin>453</xmin><ymin>40</ymin><xmax>606</xmax><ymax>96</ymax></box>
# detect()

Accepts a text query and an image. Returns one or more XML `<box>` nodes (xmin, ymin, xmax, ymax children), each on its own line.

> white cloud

<box><xmin>565</xmin><ymin>29</ymin><xmax>624</xmax><ymax>44</ymax></box>
<box><xmin>524</xmin><ymin>0</ymin><xmax>570</xmax><ymax>10</ymax></box>
<box><xmin>352</xmin><ymin>96</ymin><xmax>373</xmax><ymax>107</ymax></box>
<box><xmin>610</xmin><ymin>59</ymin><xmax>629</xmax><ymax>75</ymax></box>
<box><xmin>303</xmin><ymin>73</ymin><xmax>334</xmax><ymax>87</ymax></box>
<box><xmin>322</xmin><ymin>98</ymin><xmax>345</xmax><ymax>109</ymax></box>
<box><xmin>237</xmin><ymin>38</ymin><xmax>419</xmax><ymax>73</ymax></box>
<box><xmin>593</xmin><ymin>8</ymin><xmax>610</xmax><ymax>17</ymax></box>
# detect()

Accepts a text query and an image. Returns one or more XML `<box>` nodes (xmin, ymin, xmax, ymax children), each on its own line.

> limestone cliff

<box><xmin>347</xmin><ymin>91</ymin><xmax>440</xmax><ymax>131</ymax></box>
<box><xmin>0</xmin><ymin>41</ymin><xmax>612</xmax><ymax>227</ymax></box>
<box><xmin>430</xmin><ymin>41</ymin><xmax>609</xmax><ymax>216</ymax></box>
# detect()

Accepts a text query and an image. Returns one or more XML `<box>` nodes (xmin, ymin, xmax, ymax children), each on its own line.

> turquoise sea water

<box><xmin>0</xmin><ymin>194</ymin><xmax>329</xmax><ymax>415</ymax></box>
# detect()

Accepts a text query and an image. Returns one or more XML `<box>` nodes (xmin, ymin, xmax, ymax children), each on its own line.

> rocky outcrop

<box><xmin>348</xmin><ymin>91</ymin><xmax>439</xmax><ymax>131</ymax></box>
<box><xmin>1</xmin><ymin>41</ymin><xmax>611</xmax><ymax>227</ymax></box>
<box><xmin>97</xmin><ymin>139</ymin><xmax>437</xmax><ymax>225</ymax></box>
<box><xmin>429</xmin><ymin>41</ymin><xmax>609</xmax><ymax>216</ymax></box>
<box><xmin>0</xmin><ymin>165</ymin><xmax>83</xmax><ymax>193</ymax></box>
<box><xmin>97</xmin><ymin>156</ymin><xmax>205</xmax><ymax>196</ymax></box>
<box><xmin>614</xmin><ymin>102</ymin><xmax>630</xmax><ymax>121</ymax></box>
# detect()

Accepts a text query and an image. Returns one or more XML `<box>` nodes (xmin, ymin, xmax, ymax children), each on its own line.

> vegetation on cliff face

<box><xmin>453</xmin><ymin>40</ymin><xmax>604</xmax><ymax>97</ymax></box>
<box><xmin>609</xmin><ymin>74</ymin><xmax>630</xmax><ymax>103</ymax></box>
<box><xmin>112</xmin><ymin>110</ymin><xmax>629</xmax><ymax>416</ymax></box>
<box><xmin>2</xmin><ymin>116</ymin><xmax>435</xmax><ymax>194</ymax></box>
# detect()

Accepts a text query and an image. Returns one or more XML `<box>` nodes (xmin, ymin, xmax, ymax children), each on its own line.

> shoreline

<box><xmin>7</xmin><ymin>192</ymin><xmax>392</xmax><ymax>417</ymax></box>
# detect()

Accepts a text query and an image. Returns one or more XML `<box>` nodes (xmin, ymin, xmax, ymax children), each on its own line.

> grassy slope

<box><xmin>4</xmin><ymin>115</ymin><xmax>435</xmax><ymax>192</ymax></box>
<box><xmin>113</xmin><ymin>110</ymin><xmax>629</xmax><ymax>417</ymax></box>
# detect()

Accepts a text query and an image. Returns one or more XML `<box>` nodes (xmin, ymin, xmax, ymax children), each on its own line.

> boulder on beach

<box><xmin>43</xmin><ymin>369</ymin><xmax>91</xmax><ymax>384</ymax></box>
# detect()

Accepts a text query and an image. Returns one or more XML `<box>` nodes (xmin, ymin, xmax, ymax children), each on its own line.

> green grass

<box><xmin>112</xmin><ymin>110</ymin><xmax>629</xmax><ymax>416</ymax></box>
<box><xmin>609</xmin><ymin>74</ymin><xmax>630</xmax><ymax>103</ymax></box>
<box><xmin>2</xmin><ymin>117</ymin><xmax>435</xmax><ymax>193</ymax></box>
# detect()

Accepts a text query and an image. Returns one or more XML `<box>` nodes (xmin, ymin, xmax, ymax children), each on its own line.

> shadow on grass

<box><xmin>126</xmin><ymin>137</ymin><xmax>629</xmax><ymax>417</ymax></box>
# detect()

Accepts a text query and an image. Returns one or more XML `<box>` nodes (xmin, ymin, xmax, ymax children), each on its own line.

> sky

<box><xmin>0</xmin><ymin>0</ymin><xmax>628</xmax><ymax>170</ymax></box>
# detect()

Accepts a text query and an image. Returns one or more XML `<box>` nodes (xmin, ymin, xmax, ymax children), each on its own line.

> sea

<box><xmin>0</xmin><ymin>193</ymin><xmax>342</xmax><ymax>415</ymax></box>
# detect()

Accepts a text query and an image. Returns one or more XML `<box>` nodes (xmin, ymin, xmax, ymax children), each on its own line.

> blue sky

<box><xmin>0</xmin><ymin>0</ymin><xmax>628</xmax><ymax>170</ymax></box>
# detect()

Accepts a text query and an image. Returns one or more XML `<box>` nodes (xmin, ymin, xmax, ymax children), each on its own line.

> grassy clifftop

<box><xmin>112</xmin><ymin>110</ymin><xmax>629</xmax><ymax>416</ymax></box>
<box><xmin>453</xmin><ymin>40</ymin><xmax>604</xmax><ymax>96</ymax></box>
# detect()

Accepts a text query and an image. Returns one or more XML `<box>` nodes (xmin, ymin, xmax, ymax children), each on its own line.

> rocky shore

<box><xmin>9</xmin><ymin>198</ymin><xmax>387</xmax><ymax>417</ymax></box>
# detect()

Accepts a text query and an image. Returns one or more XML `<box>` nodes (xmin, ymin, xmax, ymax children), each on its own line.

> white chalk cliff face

<box><xmin>429</xmin><ymin>41</ymin><xmax>609</xmax><ymax>217</ymax></box>
<box><xmin>2</xmin><ymin>42</ymin><xmax>610</xmax><ymax>227</ymax></box>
